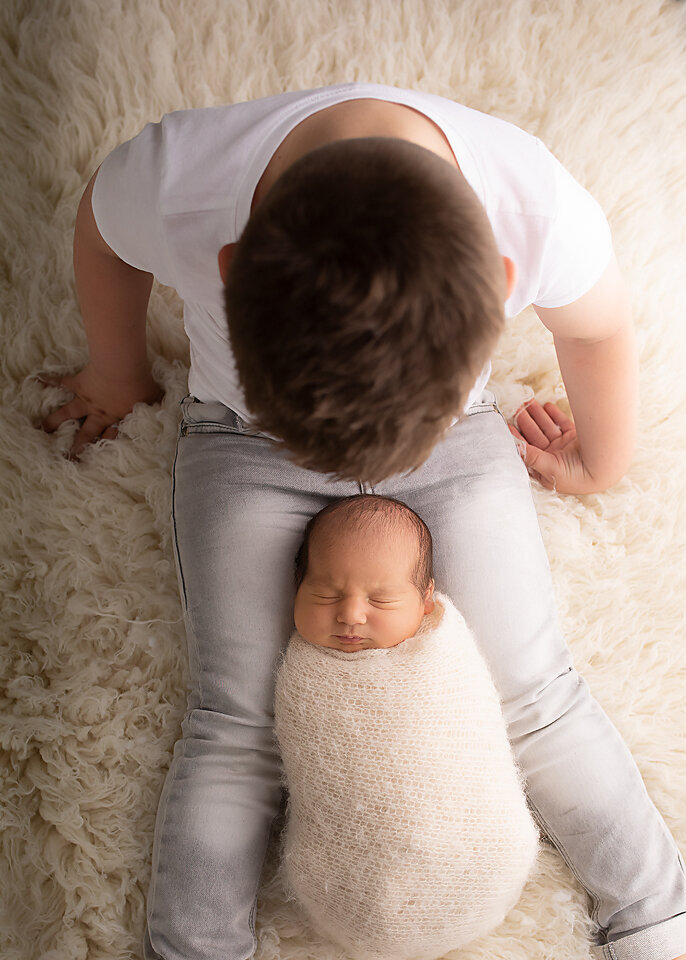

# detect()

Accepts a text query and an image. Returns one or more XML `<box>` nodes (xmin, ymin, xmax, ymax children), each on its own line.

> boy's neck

<box><xmin>251</xmin><ymin>97</ymin><xmax>462</xmax><ymax>214</ymax></box>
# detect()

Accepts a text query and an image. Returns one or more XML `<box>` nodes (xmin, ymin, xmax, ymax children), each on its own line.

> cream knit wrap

<box><xmin>273</xmin><ymin>592</ymin><xmax>539</xmax><ymax>960</ymax></box>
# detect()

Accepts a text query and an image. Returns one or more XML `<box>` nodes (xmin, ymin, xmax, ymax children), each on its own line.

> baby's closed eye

<box><xmin>314</xmin><ymin>596</ymin><xmax>398</xmax><ymax>604</ymax></box>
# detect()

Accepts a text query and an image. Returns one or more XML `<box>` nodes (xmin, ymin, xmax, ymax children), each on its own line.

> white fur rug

<box><xmin>1</xmin><ymin>1</ymin><xmax>685</xmax><ymax>958</ymax></box>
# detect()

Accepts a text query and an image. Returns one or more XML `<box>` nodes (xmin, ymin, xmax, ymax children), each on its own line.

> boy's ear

<box><xmin>218</xmin><ymin>243</ymin><xmax>237</xmax><ymax>284</ymax></box>
<box><xmin>503</xmin><ymin>256</ymin><xmax>517</xmax><ymax>300</ymax></box>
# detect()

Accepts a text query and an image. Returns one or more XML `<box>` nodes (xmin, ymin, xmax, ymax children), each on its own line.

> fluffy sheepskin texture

<box><xmin>273</xmin><ymin>593</ymin><xmax>539</xmax><ymax>960</ymax></box>
<box><xmin>1</xmin><ymin>2</ymin><xmax>685</xmax><ymax>959</ymax></box>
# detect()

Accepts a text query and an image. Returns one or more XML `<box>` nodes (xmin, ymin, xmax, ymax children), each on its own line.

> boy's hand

<box><xmin>36</xmin><ymin>362</ymin><xmax>164</xmax><ymax>460</ymax></box>
<box><xmin>508</xmin><ymin>398</ymin><xmax>598</xmax><ymax>495</ymax></box>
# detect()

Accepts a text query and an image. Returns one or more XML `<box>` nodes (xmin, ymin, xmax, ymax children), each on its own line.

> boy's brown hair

<box><xmin>225</xmin><ymin>136</ymin><xmax>506</xmax><ymax>485</ymax></box>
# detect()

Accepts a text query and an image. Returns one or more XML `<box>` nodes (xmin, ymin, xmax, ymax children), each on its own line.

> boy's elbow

<box><xmin>586</xmin><ymin>459</ymin><xmax>633</xmax><ymax>493</ymax></box>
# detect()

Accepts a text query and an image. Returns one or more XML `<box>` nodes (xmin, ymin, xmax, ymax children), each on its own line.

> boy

<box><xmin>274</xmin><ymin>493</ymin><xmax>539</xmax><ymax>960</ymax></box>
<box><xmin>38</xmin><ymin>82</ymin><xmax>686</xmax><ymax>960</ymax></box>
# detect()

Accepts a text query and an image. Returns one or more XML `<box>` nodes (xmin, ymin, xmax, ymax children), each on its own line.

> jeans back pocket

<box><xmin>178</xmin><ymin>395</ymin><xmax>266</xmax><ymax>437</ymax></box>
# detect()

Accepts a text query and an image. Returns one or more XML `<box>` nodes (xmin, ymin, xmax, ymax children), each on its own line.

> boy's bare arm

<box><xmin>72</xmin><ymin>168</ymin><xmax>156</xmax><ymax>380</ymax></box>
<box><xmin>39</xmin><ymin>169</ymin><xmax>163</xmax><ymax>457</ymax></box>
<box><xmin>512</xmin><ymin>253</ymin><xmax>638</xmax><ymax>494</ymax></box>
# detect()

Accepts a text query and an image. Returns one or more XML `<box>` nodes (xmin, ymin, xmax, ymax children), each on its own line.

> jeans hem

<box><xmin>589</xmin><ymin>911</ymin><xmax>686</xmax><ymax>960</ymax></box>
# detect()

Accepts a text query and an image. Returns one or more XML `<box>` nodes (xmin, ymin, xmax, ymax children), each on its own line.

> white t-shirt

<box><xmin>92</xmin><ymin>81</ymin><xmax>613</xmax><ymax>432</ymax></box>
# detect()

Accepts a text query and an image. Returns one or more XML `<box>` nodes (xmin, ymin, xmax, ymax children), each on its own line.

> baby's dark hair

<box><xmin>225</xmin><ymin>136</ymin><xmax>506</xmax><ymax>485</ymax></box>
<box><xmin>294</xmin><ymin>494</ymin><xmax>434</xmax><ymax>596</ymax></box>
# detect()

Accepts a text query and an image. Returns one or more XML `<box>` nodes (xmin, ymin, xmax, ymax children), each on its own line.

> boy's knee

<box><xmin>504</xmin><ymin>663</ymin><xmax>584</xmax><ymax>741</ymax></box>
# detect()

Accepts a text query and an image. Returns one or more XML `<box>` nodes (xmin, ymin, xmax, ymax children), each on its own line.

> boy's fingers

<box><xmin>41</xmin><ymin>397</ymin><xmax>87</xmax><ymax>433</ymax></box>
<box><xmin>513</xmin><ymin>405</ymin><xmax>551</xmax><ymax>447</ymax></box>
<box><xmin>508</xmin><ymin>424</ymin><xmax>528</xmax><ymax>462</ymax></box>
<box><xmin>70</xmin><ymin>416</ymin><xmax>118</xmax><ymax>456</ymax></box>
<box><xmin>524</xmin><ymin>445</ymin><xmax>558</xmax><ymax>484</ymax></box>
<box><xmin>35</xmin><ymin>373</ymin><xmax>77</xmax><ymax>393</ymax></box>
<box><xmin>542</xmin><ymin>401</ymin><xmax>574</xmax><ymax>433</ymax></box>
<box><xmin>514</xmin><ymin>399</ymin><xmax>562</xmax><ymax>445</ymax></box>
<box><xmin>508</xmin><ymin>425</ymin><xmax>557</xmax><ymax>485</ymax></box>
<box><xmin>530</xmin><ymin>468</ymin><xmax>555</xmax><ymax>490</ymax></box>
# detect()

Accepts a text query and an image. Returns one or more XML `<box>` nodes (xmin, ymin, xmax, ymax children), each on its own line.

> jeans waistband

<box><xmin>179</xmin><ymin>396</ymin><xmax>263</xmax><ymax>435</ymax></box>
<box><xmin>464</xmin><ymin>388</ymin><xmax>499</xmax><ymax>415</ymax></box>
<box><xmin>178</xmin><ymin>387</ymin><xmax>500</xmax><ymax>434</ymax></box>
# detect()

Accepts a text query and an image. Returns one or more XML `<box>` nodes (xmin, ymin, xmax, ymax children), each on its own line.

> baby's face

<box><xmin>294</xmin><ymin>524</ymin><xmax>434</xmax><ymax>653</ymax></box>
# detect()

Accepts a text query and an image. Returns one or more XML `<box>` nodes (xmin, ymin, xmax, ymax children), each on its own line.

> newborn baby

<box><xmin>273</xmin><ymin>493</ymin><xmax>539</xmax><ymax>960</ymax></box>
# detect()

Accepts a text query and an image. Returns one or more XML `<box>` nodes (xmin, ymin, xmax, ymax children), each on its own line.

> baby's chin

<box><xmin>303</xmin><ymin>636</ymin><xmax>407</xmax><ymax>651</ymax></box>
<box><xmin>312</xmin><ymin>638</ymin><xmax>374</xmax><ymax>650</ymax></box>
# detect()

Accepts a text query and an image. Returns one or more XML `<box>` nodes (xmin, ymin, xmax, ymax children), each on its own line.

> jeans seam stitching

<box><xmin>171</xmin><ymin>428</ymin><xmax>189</xmax><ymax>614</ymax></box>
<box><xmin>172</xmin><ymin>430</ymin><xmax>208</xmax><ymax>711</ymax></box>
<box><xmin>184</xmin><ymin>423</ymin><xmax>268</xmax><ymax>439</ymax></box>
<box><xmin>466</xmin><ymin>402</ymin><xmax>498</xmax><ymax>417</ymax></box>
<box><xmin>248</xmin><ymin>808</ymin><xmax>281</xmax><ymax>950</ymax></box>
<box><xmin>184</xmin><ymin>421</ymin><xmax>243</xmax><ymax>433</ymax></box>
<box><xmin>524</xmin><ymin>777</ymin><xmax>606</xmax><ymax>938</ymax></box>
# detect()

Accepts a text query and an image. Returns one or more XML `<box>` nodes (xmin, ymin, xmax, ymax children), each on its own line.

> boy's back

<box><xmin>90</xmin><ymin>81</ymin><xmax>612</xmax><ymax>429</ymax></box>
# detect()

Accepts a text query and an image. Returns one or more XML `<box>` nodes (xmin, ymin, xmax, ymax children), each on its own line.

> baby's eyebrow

<box><xmin>306</xmin><ymin>580</ymin><xmax>405</xmax><ymax>593</ymax></box>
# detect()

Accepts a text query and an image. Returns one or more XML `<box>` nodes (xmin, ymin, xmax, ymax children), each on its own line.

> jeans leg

<box><xmin>375</xmin><ymin>399</ymin><xmax>686</xmax><ymax>955</ymax></box>
<box><xmin>145</xmin><ymin>393</ymin><xmax>686</xmax><ymax>960</ymax></box>
<box><xmin>144</xmin><ymin>415</ymin><xmax>358</xmax><ymax>960</ymax></box>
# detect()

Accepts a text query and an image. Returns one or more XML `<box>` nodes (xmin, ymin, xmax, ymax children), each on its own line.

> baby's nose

<box><xmin>337</xmin><ymin>602</ymin><xmax>367</xmax><ymax>624</ymax></box>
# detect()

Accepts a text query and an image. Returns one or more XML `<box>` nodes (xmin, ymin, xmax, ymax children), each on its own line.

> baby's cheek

<box><xmin>293</xmin><ymin>601</ymin><xmax>318</xmax><ymax>642</ymax></box>
<box><xmin>311</xmin><ymin>607</ymin><xmax>332</xmax><ymax>636</ymax></box>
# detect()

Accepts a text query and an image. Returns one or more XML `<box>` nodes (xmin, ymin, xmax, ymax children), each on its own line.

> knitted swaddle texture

<box><xmin>273</xmin><ymin>592</ymin><xmax>539</xmax><ymax>960</ymax></box>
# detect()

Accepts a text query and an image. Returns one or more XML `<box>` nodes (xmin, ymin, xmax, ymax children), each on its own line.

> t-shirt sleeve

<box><xmin>533</xmin><ymin>140</ymin><xmax>613</xmax><ymax>309</ymax></box>
<box><xmin>91</xmin><ymin>121</ymin><xmax>171</xmax><ymax>279</ymax></box>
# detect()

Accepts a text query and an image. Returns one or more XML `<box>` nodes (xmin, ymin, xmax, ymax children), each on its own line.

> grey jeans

<box><xmin>144</xmin><ymin>390</ymin><xmax>686</xmax><ymax>960</ymax></box>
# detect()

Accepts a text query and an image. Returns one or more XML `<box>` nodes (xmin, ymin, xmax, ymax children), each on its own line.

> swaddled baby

<box><xmin>273</xmin><ymin>494</ymin><xmax>539</xmax><ymax>960</ymax></box>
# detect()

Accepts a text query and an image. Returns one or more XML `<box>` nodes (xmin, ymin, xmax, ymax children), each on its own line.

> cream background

<box><xmin>1</xmin><ymin>2</ymin><xmax>685</xmax><ymax>959</ymax></box>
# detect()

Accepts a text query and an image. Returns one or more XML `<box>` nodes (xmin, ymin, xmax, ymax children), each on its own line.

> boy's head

<box><xmin>293</xmin><ymin>494</ymin><xmax>435</xmax><ymax>652</ymax></box>
<box><xmin>225</xmin><ymin>136</ymin><xmax>508</xmax><ymax>485</ymax></box>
